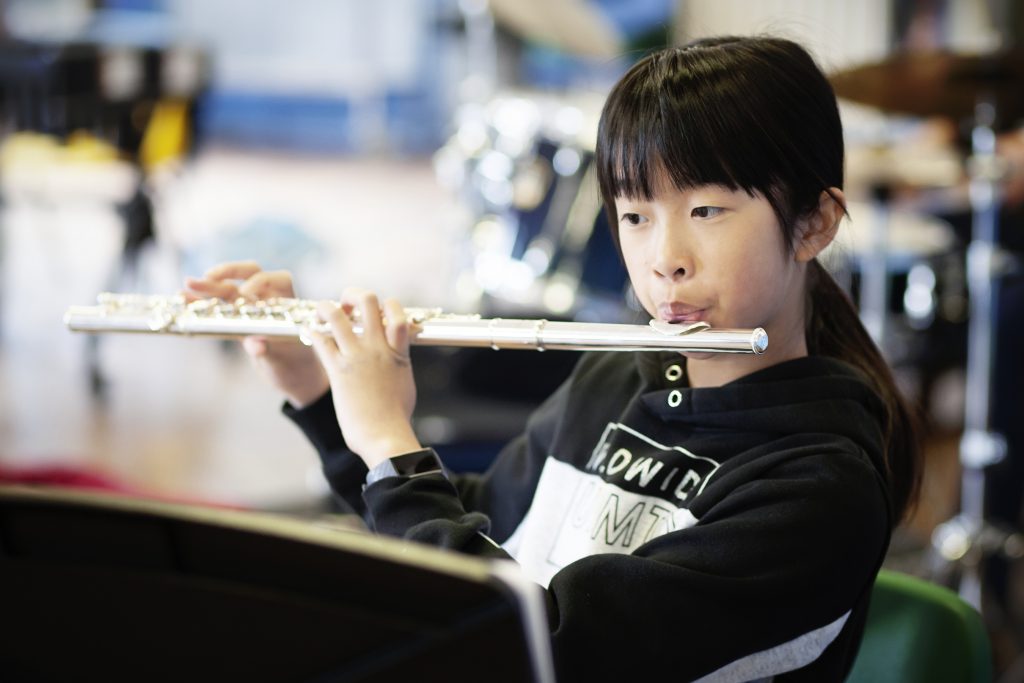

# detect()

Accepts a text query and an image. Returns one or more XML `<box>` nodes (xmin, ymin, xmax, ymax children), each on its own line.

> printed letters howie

<box><xmin>585</xmin><ymin>423</ymin><xmax>721</xmax><ymax>503</ymax></box>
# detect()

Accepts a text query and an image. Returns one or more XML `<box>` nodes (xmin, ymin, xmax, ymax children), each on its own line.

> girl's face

<box><xmin>615</xmin><ymin>175</ymin><xmax>822</xmax><ymax>385</ymax></box>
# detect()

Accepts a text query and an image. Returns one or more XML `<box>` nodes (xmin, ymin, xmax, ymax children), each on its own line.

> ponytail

<box><xmin>806</xmin><ymin>259</ymin><xmax>922</xmax><ymax>523</ymax></box>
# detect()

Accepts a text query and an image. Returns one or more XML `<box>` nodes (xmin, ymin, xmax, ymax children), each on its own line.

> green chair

<box><xmin>847</xmin><ymin>570</ymin><xmax>993</xmax><ymax>682</ymax></box>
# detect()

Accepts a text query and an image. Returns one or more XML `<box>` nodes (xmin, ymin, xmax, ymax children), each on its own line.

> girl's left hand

<box><xmin>309</xmin><ymin>288</ymin><xmax>422</xmax><ymax>469</ymax></box>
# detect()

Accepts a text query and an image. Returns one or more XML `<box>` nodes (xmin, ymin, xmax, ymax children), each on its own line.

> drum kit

<box><xmin>830</xmin><ymin>47</ymin><xmax>1024</xmax><ymax>610</ymax></box>
<box><xmin>433</xmin><ymin>88</ymin><xmax>626</xmax><ymax>322</ymax></box>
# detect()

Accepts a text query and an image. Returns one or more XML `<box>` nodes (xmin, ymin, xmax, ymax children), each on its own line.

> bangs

<box><xmin>598</xmin><ymin>45</ymin><xmax>786</xmax><ymax>206</ymax></box>
<box><xmin>597</xmin><ymin>96</ymin><xmax>745</xmax><ymax>202</ymax></box>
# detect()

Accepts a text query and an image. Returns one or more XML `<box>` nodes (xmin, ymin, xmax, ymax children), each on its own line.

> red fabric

<box><xmin>0</xmin><ymin>464</ymin><xmax>241</xmax><ymax>509</ymax></box>
<box><xmin>0</xmin><ymin>464</ymin><xmax>134</xmax><ymax>492</ymax></box>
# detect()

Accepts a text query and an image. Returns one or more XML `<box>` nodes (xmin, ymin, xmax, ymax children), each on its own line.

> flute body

<box><xmin>63</xmin><ymin>294</ymin><xmax>769</xmax><ymax>355</ymax></box>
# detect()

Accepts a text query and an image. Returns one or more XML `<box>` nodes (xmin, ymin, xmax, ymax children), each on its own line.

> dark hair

<box><xmin>595</xmin><ymin>36</ymin><xmax>921</xmax><ymax>523</ymax></box>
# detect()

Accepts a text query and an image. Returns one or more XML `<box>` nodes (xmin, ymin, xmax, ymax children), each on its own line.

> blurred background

<box><xmin>0</xmin><ymin>0</ymin><xmax>1021</xmax><ymax>678</ymax></box>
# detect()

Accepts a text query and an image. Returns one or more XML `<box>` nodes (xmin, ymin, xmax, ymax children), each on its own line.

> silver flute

<box><xmin>63</xmin><ymin>293</ymin><xmax>769</xmax><ymax>354</ymax></box>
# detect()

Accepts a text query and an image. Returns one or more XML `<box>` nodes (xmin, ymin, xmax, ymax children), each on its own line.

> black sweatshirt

<box><xmin>285</xmin><ymin>352</ymin><xmax>893</xmax><ymax>682</ymax></box>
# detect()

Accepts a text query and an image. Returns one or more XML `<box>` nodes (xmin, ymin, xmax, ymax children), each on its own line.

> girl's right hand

<box><xmin>183</xmin><ymin>261</ymin><xmax>330</xmax><ymax>408</ymax></box>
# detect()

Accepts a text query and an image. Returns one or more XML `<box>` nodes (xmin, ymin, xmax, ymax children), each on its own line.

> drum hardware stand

<box><xmin>861</xmin><ymin>183</ymin><xmax>892</xmax><ymax>349</ymax></box>
<box><xmin>929</xmin><ymin>98</ymin><xmax>1024</xmax><ymax>610</ymax></box>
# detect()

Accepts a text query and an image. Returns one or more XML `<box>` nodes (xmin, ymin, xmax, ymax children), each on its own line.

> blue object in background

<box><xmin>591</xmin><ymin>0</ymin><xmax>674</xmax><ymax>40</ymax></box>
<box><xmin>23</xmin><ymin>0</ymin><xmax>674</xmax><ymax>155</ymax></box>
<box><xmin>181</xmin><ymin>216</ymin><xmax>327</xmax><ymax>283</ymax></box>
<box><xmin>199</xmin><ymin>93</ymin><xmax>355</xmax><ymax>153</ymax></box>
<box><xmin>519</xmin><ymin>0</ymin><xmax>674</xmax><ymax>89</ymax></box>
<box><xmin>77</xmin><ymin>0</ymin><xmax>453</xmax><ymax>155</ymax></box>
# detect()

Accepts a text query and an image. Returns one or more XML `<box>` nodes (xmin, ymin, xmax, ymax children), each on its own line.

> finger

<box><xmin>203</xmin><ymin>261</ymin><xmax>263</xmax><ymax>282</ymax></box>
<box><xmin>238</xmin><ymin>270</ymin><xmax>296</xmax><ymax>300</ymax></box>
<box><xmin>317</xmin><ymin>300</ymin><xmax>359</xmax><ymax>353</ymax></box>
<box><xmin>180</xmin><ymin>288</ymin><xmax>203</xmax><ymax>303</ymax></box>
<box><xmin>383</xmin><ymin>298</ymin><xmax>410</xmax><ymax>356</ymax></box>
<box><xmin>183</xmin><ymin>277</ymin><xmax>240</xmax><ymax>301</ymax></box>
<box><xmin>242</xmin><ymin>336</ymin><xmax>268</xmax><ymax>358</ymax></box>
<box><xmin>343</xmin><ymin>288</ymin><xmax>385</xmax><ymax>342</ymax></box>
<box><xmin>306</xmin><ymin>329</ymin><xmax>340</xmax><ymax>372</ymax></box>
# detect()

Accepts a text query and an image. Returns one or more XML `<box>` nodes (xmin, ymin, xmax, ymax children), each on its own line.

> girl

<box><xmin>186</xmin><ymin>36</ymin><xmax>921</xmax><ymax>682</ymax></box>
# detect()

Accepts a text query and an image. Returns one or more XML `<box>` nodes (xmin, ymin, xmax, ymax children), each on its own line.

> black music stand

<box><xmin>0</xmin><ymin>485</ymin><xmax>554</xmax><ymax>683</ymax></box>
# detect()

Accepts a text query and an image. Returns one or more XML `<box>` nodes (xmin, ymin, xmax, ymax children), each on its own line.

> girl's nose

<box><xmin>651</xmin><ymin>225</ymin><xmax>690</xmax><ymax>280</ymax></box>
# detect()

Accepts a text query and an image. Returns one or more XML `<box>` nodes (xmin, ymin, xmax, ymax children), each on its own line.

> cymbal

<box><xmin>845</xmin><ymin>143</ymin><xmax>963</xmax><ymax>190</ymax></box>
<box><xmin>820</xmin><ymin>201</ymin><xmax>955</xmax><ymax>272</ymax></box>
<box><xmin>830</xmin><ymin>50</ymin><xmax>1024</xmax><ymax>127</ymax></box>
<box><xmin>841</xmin><ymin>201</ymin><xmax>955</xmax><ymax>262</ymax></box>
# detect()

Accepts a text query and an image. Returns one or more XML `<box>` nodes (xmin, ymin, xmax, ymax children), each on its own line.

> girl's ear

<box><xmin>795</xmin><ymin>188</ymin><xmax>845</xmax><ymax>262</ymax></box>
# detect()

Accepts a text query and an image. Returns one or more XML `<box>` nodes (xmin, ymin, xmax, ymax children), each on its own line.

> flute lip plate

<box><xmin>648</xmin><ymin>320</ymin><xmax>711</xmax><ymax>336</ymax></box>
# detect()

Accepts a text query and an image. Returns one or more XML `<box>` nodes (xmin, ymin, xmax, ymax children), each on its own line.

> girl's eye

<box><xmin>692</xmin><ymin>206</ymin><xmax>724</xmax><ymax>219</ymax></box>
<box><xmin>620</xmin><ymin>212</ymin><xmax>647</xmax><ymax>226</ymax></box>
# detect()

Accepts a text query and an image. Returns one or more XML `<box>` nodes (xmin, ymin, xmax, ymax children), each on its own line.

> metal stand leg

<box><xmin>861</xmin><ymin>185</ymin><xmax>892</xmax><ymax>347</ymax></box>
<box><xmin>86</xmin><ymin>176</ymin><xmax>154</xmax><ymax>400</ymax></box>
<box><xmin>930</xmin><ymin>100</ymin><xmax>1023</xmax><ymax>609</ymax></box>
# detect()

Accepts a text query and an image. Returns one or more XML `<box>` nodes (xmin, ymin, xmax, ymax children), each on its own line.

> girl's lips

<box><xmin>657</xmin><ymin>303</ymin><xmax>707</xmax><ymax>323</ymax></box>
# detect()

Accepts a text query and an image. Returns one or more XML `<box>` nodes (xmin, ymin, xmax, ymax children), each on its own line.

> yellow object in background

<box><xmin>0</xmin><ymin>130</ymin><xmax>121</xmax><ymax>167</ymax></box>
<box><xmin>0</xmin><ymin>131</ymin><xmax>61</xmax><ymax>166</ymax></box>
<box><xmin>65</xmin><ymin>130</ymin><xmax>121</xmax><ymax>162</ymax></box>
<box><xmin>139</xmin><ymin>98</ymin><xmax>191</xmax><ymax>172</ymax></box>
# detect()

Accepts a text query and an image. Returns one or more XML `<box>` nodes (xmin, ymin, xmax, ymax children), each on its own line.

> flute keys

<box><xmin>147</xmin><ymin>310</ymin><xmax>174</xmax><ymax>332</ymax></box>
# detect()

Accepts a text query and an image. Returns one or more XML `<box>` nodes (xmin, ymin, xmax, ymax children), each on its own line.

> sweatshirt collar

<box><xmin>637</xmin><ymin>353</ymin><xmax>887</xmax><ymax>456</ymax></box>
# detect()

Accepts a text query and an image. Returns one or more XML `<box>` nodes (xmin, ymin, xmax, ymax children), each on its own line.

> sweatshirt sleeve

<box><xmin>283</xmin><ymin>369</ymin><xmax>569</xmax><ymax>530</ymax></box>
<box><xmin>359</xmin><ymin>375</ymin><xmax>571</xmax><ymax>556</ymax></box>
<box><xmin>282</xmin><ymin>391</ymin><xmax>369</xmax><ymax>517</ymax></box>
